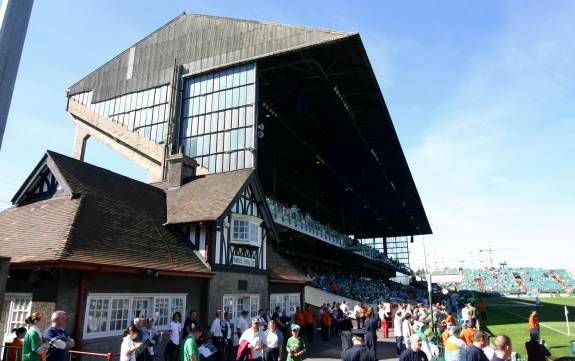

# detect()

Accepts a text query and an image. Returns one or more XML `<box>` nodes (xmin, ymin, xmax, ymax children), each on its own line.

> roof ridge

<box><xmin>46</xmin><ymin>150</ymin><xmax>162</xmax><ymax>195</ymax></box>
<box><xmin>67</xmin><ymin>12</ymin><xmax>188</xmax><ymax>92</ymax></box>
<box><xmin>67</xmin><ymin>13</ymin><xmax>356</xmax><ymax>95</ymax></box>
<box><xmin>183</xmin><ymin>12</ymin><xmax>354</xmax><ymax>36</ymax></box>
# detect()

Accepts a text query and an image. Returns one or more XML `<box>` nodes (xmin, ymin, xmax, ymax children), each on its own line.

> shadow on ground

<box><xmin>305</xmin><ymin>330</ymin><xmax>399</xmax><ymax>361</ymax></box>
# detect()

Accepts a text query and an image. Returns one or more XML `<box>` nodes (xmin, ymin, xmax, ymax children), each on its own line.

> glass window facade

<box><xmin>179</xmin><ymin>63</ymin><xmax>256</xmax><ymax>173</ymax></box>
<box><xmin>70</xmin><ymin>84</ymin><xmax>169</xmax><ymax>144</ymax></box>
<box><xmin>83</xmin><ymin>293</ymin><xmax>186</xmax><ymax>339</ymax></box>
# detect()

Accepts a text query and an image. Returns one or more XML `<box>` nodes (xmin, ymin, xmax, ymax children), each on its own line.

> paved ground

<box><xmin>305</xmin><ymin>330</ymin><xmax>399</xmax><ymax>361</ymax></box>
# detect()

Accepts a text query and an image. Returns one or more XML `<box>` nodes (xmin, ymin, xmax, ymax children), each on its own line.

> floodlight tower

<box><xmin>0</xmin><ymin>0</ymin><xmax>34</xmax><ymax>150</ymax></box>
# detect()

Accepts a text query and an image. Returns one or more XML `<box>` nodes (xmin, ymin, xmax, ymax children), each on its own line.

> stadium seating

<box><xmin>438</xmin><ymin>267</ymin><xmax>574</xmax><ymax>294</ymax></box>
<box><xmin>304</xmin><ymin>267</ymin><xmax>427</xmax><ymax>304</ymax></box>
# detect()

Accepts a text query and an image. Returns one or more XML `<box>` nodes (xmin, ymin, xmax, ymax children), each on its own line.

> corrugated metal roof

<box><xmin>68</xmin><ymin>13</ymin><xmax>354</xmax><ymax>102</ymax></box>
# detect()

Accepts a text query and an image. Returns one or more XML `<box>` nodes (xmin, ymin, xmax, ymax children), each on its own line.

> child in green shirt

<box><xmin>286</xmin><ymin>324</ymin><xmax>306</xmax><ymax>361</ymax></box>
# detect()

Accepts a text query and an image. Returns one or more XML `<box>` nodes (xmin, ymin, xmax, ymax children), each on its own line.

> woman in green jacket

<box><xmin>22</xmin><ymin>312</ymin><xmax>47</xmax><ymax>361</ymax></box>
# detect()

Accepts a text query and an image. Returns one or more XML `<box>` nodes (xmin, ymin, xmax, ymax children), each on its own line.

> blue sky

<box><xmin>1</xmin><ymin>0</ymin><xmax>573</xmax><ymax>270</ymax></box>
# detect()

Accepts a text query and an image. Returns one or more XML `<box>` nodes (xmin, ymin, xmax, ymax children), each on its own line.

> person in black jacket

<box><xmin>342</xmin><ymin>330</ymin><xmax>376</xmax><ymax>361</ymax></box>
<box><xmin>364</xmin><ymin>308</ymin><xmax>380</xmax><ymax>359</ymax></box>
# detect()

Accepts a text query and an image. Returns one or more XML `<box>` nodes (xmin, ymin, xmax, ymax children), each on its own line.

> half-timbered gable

<box><xmin>11</xmin><ymin>153</ymin><xmax>71</xmax><ymax>205</ymax></box>
<box><xmin>212</xmin><ymin>177</ymin><xmax>275</xmax><ymax>271</ymax></box>
<box><xmin>164</xmin><ymin>168</ymin><xmax>278</xmax><ymax>272</ymax></box>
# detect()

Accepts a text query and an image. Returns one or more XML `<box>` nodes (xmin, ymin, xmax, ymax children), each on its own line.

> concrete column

<box><xmin>72</xmin><ymin>126</ymin><xmax>90</xmax><ymax>161</ymax></box>
<box><xmin>0</xmin><ymin>0</ymin><xmax>34</xmax><ymax>150</ymax></box>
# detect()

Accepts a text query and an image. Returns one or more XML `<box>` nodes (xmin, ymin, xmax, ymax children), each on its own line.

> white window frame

<box><xmin>269</xmin><ymin>293</ymin><xmax>300</xmax><ymax>318</ymax></box>
<box><xmin>222</xmin><ymin>294</ymin><xmax>260</xmax><ymax>321</ymax></box>
<box><xmin>83</xmin><ymin>293</ymin><xmax>187</xmax><ymax>339</ymax></box>
<box><xmin>3</xmin><ymin>293</ymin><xmax>32</xmax><ymax>343</ymax></box>
<box><xmin>230</xmin><ymin>214</ymin><xmax>262</xmax><ymax>248</ymax></box>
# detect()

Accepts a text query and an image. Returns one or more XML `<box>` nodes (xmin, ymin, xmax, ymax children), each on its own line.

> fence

<box><xmin>68</xmin><ymin>351</ymin><xmax>119</xmax><ymax>361</ymax></box>
<box><xmin>1</xmin><ymin>345</ymin><xmax>21</xmax><ymax>361</ymax></box>
<box><xmin>0</xmin><ymin>346</ymin><xmax>118</xmax><ymax>361</ymax></box>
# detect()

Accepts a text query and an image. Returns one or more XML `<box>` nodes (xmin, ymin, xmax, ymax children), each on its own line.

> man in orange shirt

<box><xmin>304</xmin><ymin>305</ymin><xmax>315</xmax><ymax>342</ymax></box>
<box><xmin>294</xmin><ymin>306</ymin><xmax>305</xmax><ymax>328</ymax></box>
<box><xmin>459</xmin><ymin>320</ymin><xmax>476</xmax><ymax>346</ymax></box>
<box><xmin>528</xmin><ymin>310</ymin><xmax>539</xmax><ymax>331</ymax></box>
<box><xmin>479</xmin><ymin>298</ymin><xmax>487</xmax><ymax>321</ymax></box>
<box><xmin>445</xmin><ymin>312</ymin><xmax>456</xmax><ymax>325</ymax></box>
<box><xmin>320</xmin><ymin>306</ymin><xmax>331</xmax><ymax>340</ymax></box>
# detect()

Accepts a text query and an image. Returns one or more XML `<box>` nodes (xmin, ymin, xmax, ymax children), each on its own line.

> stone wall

<box><xmin>207</xmin><ymin>270</ymin><xmax>268</xmax><ymax>318</ymax></box>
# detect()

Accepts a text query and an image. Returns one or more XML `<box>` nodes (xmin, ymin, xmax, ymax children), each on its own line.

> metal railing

<box><xmin>1</xmin><ymin>345</ymin><xmax>22</xmax><ymax>361</ymax></box>
<box><xmin>266</xmin><ymin>198</ymin><xmax>351</xmax><ymax>248</ymax></box>
<box><xmin>266</xmin><ymin>197</ymin><xmax>412</xmax><ymax>273</ymax></box>
<box><xmin>68</xmin><ymin>350</ymin><xmax>119</xmax><ymax>361</ymax></box>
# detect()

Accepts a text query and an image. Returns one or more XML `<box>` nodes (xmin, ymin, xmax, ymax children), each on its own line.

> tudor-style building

<box><xmin>0</xmin><ymin>150</ymin><xmax>306</xmax><ymax>352</ymax></box>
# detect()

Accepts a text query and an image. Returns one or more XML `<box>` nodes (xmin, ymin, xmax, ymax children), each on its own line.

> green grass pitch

<box><xmin>482</xmin><ymin>296</ymin><xmax>575</xmax><ymax>358</ymax></box>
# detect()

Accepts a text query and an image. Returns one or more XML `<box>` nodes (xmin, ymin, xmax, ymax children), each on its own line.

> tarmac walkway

<box><xmin>304</xmin><ymin>330</ymin><xmax>399</xmax><ymax>361</ymax></box>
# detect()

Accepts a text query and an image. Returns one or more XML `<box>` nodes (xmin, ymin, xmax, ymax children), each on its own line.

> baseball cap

<box><xmin>251</xmin><ymin>318</ymin><xmax>261</xmax><ymax>325</ymax></box>
<box><xmin>530</xmin><ymin>328</ymin><xmax>539</xmax><ymax>339</ymax></box>
<box><xmin>291</xmin><ymin>324</ymin><xmax>301</xmax><ymax>331</ymax></box>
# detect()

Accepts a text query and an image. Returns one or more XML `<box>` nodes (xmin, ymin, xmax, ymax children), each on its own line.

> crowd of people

<box><xmin>2</xmin><ymin>294</ymin><xmax>561</xmax><ymax>361</ymax></box>
<box><xmin>4</xmin><ymin>311</ymin><xmax>75</xmax><ymax>361</ymax></box>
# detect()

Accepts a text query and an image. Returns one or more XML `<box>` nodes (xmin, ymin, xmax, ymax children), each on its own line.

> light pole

<box><xmin>0</xmin><ymin>0</ymin><xmax>34</xmax><ymax>150</ymax></box>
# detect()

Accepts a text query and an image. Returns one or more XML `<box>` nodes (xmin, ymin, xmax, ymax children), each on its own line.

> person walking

<box><xmin>525</xmin><ymin>329</ymin><xmax>557</xmax><ymax>361</ymax></box>
<box><xmin>7</xmin><ymin>327</ymin><xmax>27</xmax><ymax>361</ymax></box>
<box><xmin>478</xmin><ymin>299</ymin><xmax>487</xmax><ymax>321</ymax></box>
<box><xmin>22</xmin><ymin>313</ymin><xmax>47</xmax><ymax>361</ymax></box>
<box><xmin>364</xmin><ymin>307</ymin><xmax>379</xmax><ymax>359</ymax></box>
<box><xmin>339</xmin><ymin>313</ymin><xmax>353</xmax><ymax>351</ymax></box>
<box><xmin>164</xmin><ymin>312</ymin><xmax>182</xmax><ymax>361</ymax></box>
<box><xmin>341</xmin><ymin>330</ymin><xmax>376</xmax><ymax>361</ymax></box>
<box><xmin>399</xmin><ymin>334</ymin><xmax>428</xmax><ymax>361</ymax></box>
<box><xmin>182</xmin><ymin>311</ymin><xmax>198</xmax><ymax>342</ymax></box>
<box><xmin>444</xmin><ymin>326</ymin><xmax>468</xmax><ymax>361</ymax></box>
<box><xmin>320</xmin><ymin>306</ymin><xmax>331</xmax><ymax>341</ymax></box>
<box><xmin>492</xmin><ymin>335</ymin><xmax>512</xmax><ymax>361</ymax></box>
<box><xmin>121</xmin><ymin>326</ymin><xmax>146</xmax><ymax>361</ymax></box>
<box><xmin>285</xmin><ymin>325</ymin><xmax>306</xmax><ymax>361</ymax></box>
<box><xmin>263</xmin><ymin>321</ymin><xmax>282</xmax><ymax>361</ymax></box>
<box><xmin>303</xmin><ymin>306</ymin><xmax>314</xmax><ymax>343</ymax></box>
<box><xmin>465</xmin><ymin>331</ymin><xmax>489</xmax><ymax>361</ymax></box>
<box><xmin>528</xmin><ymin>310</ymin><xmax>539</xmax><ymax>332</ymax></box>
<box><xmin>44</xmin><ymin>311</ymin><xmax>75</xmax><ymax>361</ymax></box>
<box><xmin>144</xmin><ymin>318</ymin><xmax>160</xmax><ymax>361</ymax></box>
<box><xmin>210</xmin><ymin>310</ymin><xmax>224</xmax><ymax>361</ymax></box>
<box><xmin>239</xmin><ymin>319</ymin><xmax>266</xmax><ymax>361</ymax></box>
<box><xmin>180</xmin><ymin>327</ymin><xmax>202</xmax><ymax>361</ymax></box>
<box><xmin>394</xmin><ymin>309</ymin><xmax>405</xmax><ymax>356</ymax></box>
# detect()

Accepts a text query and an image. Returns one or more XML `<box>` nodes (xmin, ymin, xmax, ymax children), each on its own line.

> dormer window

<box><xmin>230</xmin><ymin>214</ymin><xmax>261</xmax><ymax>247</ymax></box>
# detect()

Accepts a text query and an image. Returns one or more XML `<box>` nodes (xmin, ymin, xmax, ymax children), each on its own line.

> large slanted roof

<box><xmin>0</xmin><ymin>151</ymin><xmax>211</xmax><ymax>275</ymax></box>
<box><xmin>164</xmin><ymin>168</ymin><xmax>254</xmax><ymax>224</ymax></box>
<box><xmin>68</xmin><ymin>13</ymin><xmax>354</xmax><ymax>102</ymax></box>
<box><xmin>267</xmin><ymin>247</ymin><xmax>309</xmax><ymax>284</ymax></box>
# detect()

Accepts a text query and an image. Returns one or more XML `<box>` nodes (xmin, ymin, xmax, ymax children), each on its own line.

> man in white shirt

<box><xmin>210</xmin><ymin>310</ymin><xmax>224</xmax><ymax>361</ymax></box>
<box><xmin>402</xmin><ymin>313</ymin><xmax>413</xmax><ymax>351</ymax></box>
<box><xmin>353</xmin><ymin>303</ymin><xmax>361</xmax><ymax>329</ymax></box>
<box><xmin>394</xmin><ymin>308</ymin><xmax>404</xmax><ymax>356</ymax></box>
<box><xmin>236</xmin><ymin>310</ymin><xmax>250</xmax><ymax>340</ymax></box>
<box><xmin>461</xmin><ymin>305</ymin><xmax>469</xmax><ymax>326</ymax></box>
<box><xmin>340</xmin><ymin>301</ymin><xmax>349</xmax><ymax>316</ymax></box>
<box><xmin>239</xmin><ymin>319</ymin><xmax>266</xmax><ymax>361</ymax></box>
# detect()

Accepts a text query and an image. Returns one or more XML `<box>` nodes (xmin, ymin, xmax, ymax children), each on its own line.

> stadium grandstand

<box><xmin>435</xmin><ymin>267</ymin><xmax>575</xmax><ymax>294</ymax></box>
